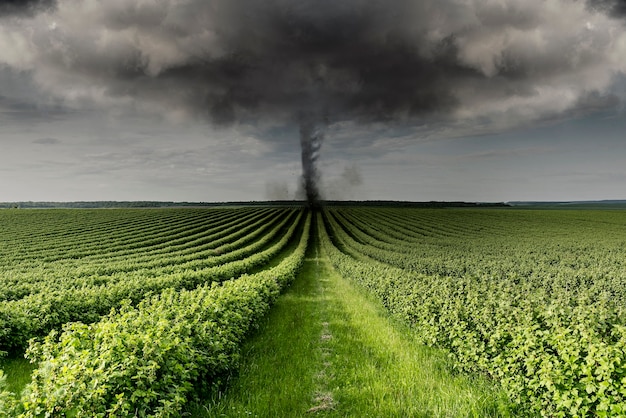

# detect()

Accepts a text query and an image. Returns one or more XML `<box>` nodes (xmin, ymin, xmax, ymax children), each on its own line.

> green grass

<box><xmin>187</xmin><ymin>241</ymin><xmax>324</xmax><ymax>417</ymax></box>
<box><xmin>320</xmin><ymin>257</ymin><xmax>514</xmax><ymax>417</ymax></box>
<box><xmin>0</xmin><ymin>355</ymin><xmax>35</xmax><ymax>395</ymax></box>
<box><xmin>190</xmin><ymin>236</ymin><xmax>517</xmax><ymax>417</ymax></box>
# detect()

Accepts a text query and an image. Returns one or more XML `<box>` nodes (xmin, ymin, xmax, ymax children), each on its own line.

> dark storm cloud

<box><xmin>571</xmin><ymin>92</ymin><xmax>621</xmax><ymax>115</ymax></box>
<box><xmin>588</xmin><ymin>0</ymin><xmax>626</xmax><ymax>18</ymax></box>
<box><xmin>1</xmin><ymin>0</ymin><xmax>625</xmax><ymax>132</ymax></box>
<box><xmin>32</xmin><ymin>0</ymin><xmax>473</xmax><ymax>126</ymax></box>
<box><xmin>183</xmin><ymin>0</ymin><xmax>473</xmax><ymax>125</ymax></box>
<box><xmin>0</xmin><ymin>0</ymin><xmax>55</xmax><ymax>16</ymax></box>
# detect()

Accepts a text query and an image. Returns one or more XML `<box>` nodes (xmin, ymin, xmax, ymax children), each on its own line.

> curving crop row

<box><xmin>0</xmin><ymin>208</ymin><xmax>261</xmax><ymax>266</ymax></box>
<box><xmin>0</xmin><ymin>211</ymin><xmax>293</xmax><ymax>301</ymax></box>
<box><xmin>32</xmin><ymin>208</ymin><xmax>286</xmax><ymax>282</ymax></box>
<box><xmin>0</xmin><ymin>210</ymin><xmax>303</xmax><ymax>353</ymax></box>
<box><xmin>0</xmin><ymin>209</ymin><xmax>199</xmax><ymax>261</ymax></box>
<box><xmin>321</xmin><ymin>209</ymin><xmax>626</xmax><ymax>417</ymax></box>
<box><xmin>0</xmin><ymin>207</ymin><xmax>267</xmax><ymax>263</ymax></box>
<box><xmin>328</xmin><ymin>208</ymin><xmax>626</xmax><ymax>290</ymax></box>
<box><xmin>26</xmin><ymin>208</ymin><xmax>268</xmax><ymax>266</ymax></box>
<box><xmin>0</xmin><ymin>212</ymin><xmax>310</xmax><ymax>417</ymax></box>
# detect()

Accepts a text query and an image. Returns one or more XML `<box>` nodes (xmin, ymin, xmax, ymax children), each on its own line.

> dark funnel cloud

<box><xmin>1</xmin><ymin>0</ymin><xmax>625</xmax><ymax>202</ymax></box>
<box><xmin>169</xmin><ymin>1</ymin><xmax>481</xmax><ymax>203</ymax></box>
<box><xmin>298</xmin><ymin>116</ymin><xmax>324</xmax><ymax>206</ymax></box>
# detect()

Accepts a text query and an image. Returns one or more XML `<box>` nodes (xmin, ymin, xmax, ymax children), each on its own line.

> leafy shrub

<box><xmin>4</xmin><ymin>213</ymin><xmax>309</xmax><ymax>417</ymax></box>
<box><xmin>320</xmin><ymin>209</ymin><xmax>626</xmax><ymax>417</ymax></box>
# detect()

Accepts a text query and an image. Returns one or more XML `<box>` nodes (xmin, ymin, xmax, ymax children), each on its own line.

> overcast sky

<box><xmin>1</xmin><ymin>0</ymin><xmax>625</xmax><ymax>202</ymax></box>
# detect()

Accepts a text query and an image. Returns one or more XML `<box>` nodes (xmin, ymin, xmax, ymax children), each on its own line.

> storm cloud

<box><xmin>0</xmin><ymin>0</ymin><xmax>55</xmax><ymax>16</ymax></box>
<box><xmin>587</xmin><ymin>0</ymin><xmax>626</xmax><ymax>18</ymax></box>
<box><xmin>1</xmin><ymin>0</ymin><xmax>624</xmax><ymax>129</ymax></box>
<box><xmin>1</xmin><ymin>0</ymin><xmax>625</xmax><ymax>203</ymax></box>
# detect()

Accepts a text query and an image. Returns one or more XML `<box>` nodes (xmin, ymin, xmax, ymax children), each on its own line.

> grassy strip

<box><xmin>319</xmin><ymin>254</ymin><xmax>514</xmax><ymax>417</ymax></box>
<box><xmin>188</xmin><ymin>240</ymin><xmax>323</xmax><ymax>417</ymax></box>
<box><xmin>196</xmin><ymin>221</ymin><xmax>515</xmax><ymax>417</ymax></box>
<box><xmin>0</xmin><ymin>358</ymin><xmax>34</xmax><ymax>395</ymax></box>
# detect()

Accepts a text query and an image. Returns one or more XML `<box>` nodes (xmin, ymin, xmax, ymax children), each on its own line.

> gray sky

<box><xmin>1</xmin><ymin>0</ymin><xmax>625</xmax><ymax>202</ymax></box>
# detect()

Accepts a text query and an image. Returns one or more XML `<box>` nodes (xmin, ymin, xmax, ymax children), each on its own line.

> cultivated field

<box><xmin>321</xmin><ymin>207</ymin><xmax>626</xmax><ymax>417</ymax></box>
<box><xmin>1</xmin><ymin>206</ymin><xmax>625</xmax><ymax>416</ymax></box>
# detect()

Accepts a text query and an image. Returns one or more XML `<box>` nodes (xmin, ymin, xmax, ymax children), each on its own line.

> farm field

<box><xmin>320</xmin><ymin>207</ymin><xmax>626</xmax><ymax>417</ymax></box>
<box><xmin>1</xmin><ymin>206</ymin><xmax>626</xmax><ymax>416</ymax></box>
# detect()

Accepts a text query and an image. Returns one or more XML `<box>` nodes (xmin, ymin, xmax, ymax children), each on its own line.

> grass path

<box><xmin>0</xmin><ymin>358</ymin><xmax>34</xmax><ymax>395</ymax></box>
<box><xmin>193</xmin><ymin>237</ymin><xmax>515</xmax><ymax>417</ymax></box>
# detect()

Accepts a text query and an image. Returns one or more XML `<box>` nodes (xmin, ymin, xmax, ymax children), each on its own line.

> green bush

<box><xmin>3</xmin><ymin>213</ymin><xmax>309</xmax><ymax>417</ymax></box>
<box><xmin>320</xmin><ymin>209</ymin><xmax>626</xmax><ymax>417</ymax></box>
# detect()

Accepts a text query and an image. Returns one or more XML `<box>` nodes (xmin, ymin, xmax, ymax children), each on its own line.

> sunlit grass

<box><xmin>0</xmin><ymin>355</ymin><xmax>35</xmax><ymax>395</ymax></box>
<box><xmin>187</xmin><ymin>244</ymin><xmax>324</xmax><ymax>417</ymax></box>
<box><xmin>191</xmin><ymin>235</ymin><xmax>519</xmax><ymax>417</ymax></box>
<box><xmin>323</xmin><ymin>256</ymin><xmax>515</xmax><ymax>417</ymax></box>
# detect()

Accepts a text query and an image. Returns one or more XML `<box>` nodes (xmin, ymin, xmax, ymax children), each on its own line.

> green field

<box><xmin>1</xmin><ymin>207</ymin><xmax>625</xmax><ymax>416</ymax></box>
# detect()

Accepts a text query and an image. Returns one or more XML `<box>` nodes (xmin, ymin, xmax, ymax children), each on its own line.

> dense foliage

<box><xmin>2</xmin><ymin>206</ymin><xmax>625</xmax><ymax>416</ymax></box>
<box><xmin>0</xmin><ymin>208</ymin><xmax>309</xmax><ymax>416</ymax></box>
<box><xmin>321</xmin><ymin>208</ymin><xmax>626</xmax><ymax>417</ymax></box>
<box><xmin>0</xmin><ymin>208</ymin><xmax>301</xmax><ymax>353</ymax></box>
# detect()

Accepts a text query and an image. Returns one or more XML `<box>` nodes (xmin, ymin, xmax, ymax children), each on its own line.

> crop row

<box><xmin>0</xmin><ymin>209</ymin><xmax>303</xmax><ymax>353</ymax></box>
<box><xmin>0</xmin><ymin>212</ymin><xmax>311</xmax><ymax>417</ymax></box>
<box><xmin>321</xmin><ymin>208</ymin><xmax>626</xmax><ymax>417</ymax></box>
<box><xmin>23</xmin><ymin>209</ymin><xmax>270</xmax><ymax>266</ymax></box>
<box><xmin>0</xmin><ymin>208</ymin><xmax>269</xmax><ymax>267</ymax></box>
<box><xmin>0</xmin><ymin>209</ymin><xmax>291</xmax><ymax>304</ymax></box>
<box><xmin>1</xmin><ymin>211</ymin><xmax>262</xmax><ymax>294</ymax></box>
<box><xmin>0</xmin><ymin>209</ymin><xmax>208</xmax><ymax>261</ymax></box>
<box><xmin>0</xmin><ymin>208</ymin><xmax>289</xmax><ymax>302</ymax></box>
<box><xmin>327</xmin><ymin>208</ymin><xmax>626</xmax><ymax>302</ymax></box>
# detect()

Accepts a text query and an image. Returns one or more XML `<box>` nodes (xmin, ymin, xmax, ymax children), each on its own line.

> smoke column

<box><xmin>299</xmin><ymin>118</ymin><xmax>324</xmax><ymax>206</ymax></box>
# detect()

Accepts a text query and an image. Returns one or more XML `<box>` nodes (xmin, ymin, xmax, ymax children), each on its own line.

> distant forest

<box><xmin>4</xmin><ymin>200</ymin><xmax>626</xmax><ymax>209</ymax></box>
<box><xmin>1</xmin><ymin>201</ymin><xmax>510</xmax><ymax>209</ymax></box>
